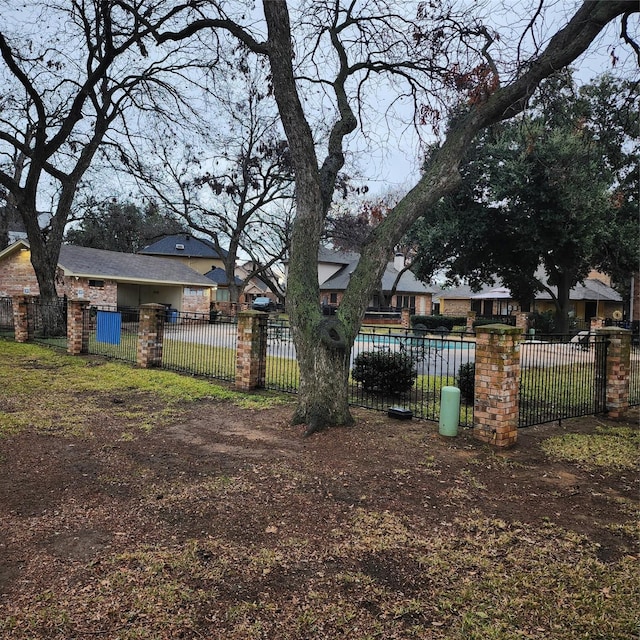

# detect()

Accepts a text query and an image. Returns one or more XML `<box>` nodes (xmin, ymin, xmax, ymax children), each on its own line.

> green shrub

<box><xmin>410</xmin><ymin>315</ymin><xmax>466</xmax><ymax>331</ymax></box>
<box><xmin>472</xmin><ymin>318</ymin><xmax>500</xmax><ymax>329</ymax></box>
<box><xmin>529</xmin><ymin>310</ymin><xmax>555</xmax><ymax>334</ymax></box>
<box><xmin>457</xmin><ymin>362</ymin><xmax>475</xmax><ymax>403</ymax></box>
<box><xmin>352</xmin><ymin>350</ymin><xmax>417</xmax><ymax>396</ymax></box>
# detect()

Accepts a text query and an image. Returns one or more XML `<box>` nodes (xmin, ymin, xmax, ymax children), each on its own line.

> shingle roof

<box><xmin>434</xmin><ymin>278</ymin><xmax>622</xmax><ymax>302</ymax></box>
<box><xmin>57</xmin><ymin>244</ymin><xmax>215</xmax><ymax>287</ymax></box>
<box><xmin>139</xmin><ymin>234</ymin><xmax>227</xmax><ymax>259</ymax></box>
<box><xmin>204</xmin><ymin>267</ymin><xmax>243</xmax><ymax>286</ymax></box>
<box><xmin>536</xmin><ymin>278</ymin><xmax>622</xmax><ymax>302</ymax></box>
<box><xmin>317</xmin><ymin>249</ymin><xmax>436</xmax><ymax>295</ymax></box>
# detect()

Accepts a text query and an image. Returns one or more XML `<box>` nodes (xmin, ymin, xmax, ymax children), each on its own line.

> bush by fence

<box><xmin>352</xmin><ymin>350</ymin><xmax>417</xmax><ymax>396</ymax></box>
<box><xmin>410</xmin><ymin>315</ymin><xmax>466</xmax><ymax>331</ymax></box>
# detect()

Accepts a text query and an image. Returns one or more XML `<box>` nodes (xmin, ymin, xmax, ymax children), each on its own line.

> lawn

<box><xmin>0</xmin><ymin>341</ymin><xmax>638</xmax><ymax>639</ymax></box>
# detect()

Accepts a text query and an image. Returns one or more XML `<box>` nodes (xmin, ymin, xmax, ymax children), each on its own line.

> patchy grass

<box><xmin>541</xmin><ymin>424</ymin><xmax>640</xmax><ymax>471</ymax></box>
<box><xmin>0</xmin><ymin>341</ymin><xmax>286</xmax><ymax>437</ymax></box>
<box><xmin>0</xmin><ymin>340</ymin><xmax>638</xmax><ymax>640</ymax></box>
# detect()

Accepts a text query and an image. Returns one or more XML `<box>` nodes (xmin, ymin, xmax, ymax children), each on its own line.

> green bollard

<box><xmin>439</xmin><ymin>386</ymin><xmax>460</xmax><ymax>437</ymax></box>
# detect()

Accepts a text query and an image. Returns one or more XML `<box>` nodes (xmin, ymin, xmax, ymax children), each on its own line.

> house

<box><xmin>234</xmin><ymin>260</ymin><xmax>282</xmax><ymax>306</ymax></box>
<box><xmin>2</xmin><ymin>207</ymin><xmax>52</xmax><ymax>246</ymax></box>
<box><xmin>138</xmin><ymin>233</ymin><xmax>226</xmax><ymax>275</ymax></box>
<box><xmin>204</xmin><ymin>267</ymin><xmax>244</xmax><ymax>303</ymax></box>
<box><xmin>0</xmin><ymin>240</ymin><xmax>215</xmax><ymax>315</ymax></box>
<box><xmin>312</xmin><ymin>247</ymin><xmax>436</xmax><ymax>316</ymax></box>
<box><xmin>434</xmin><ymin>277</ymin><xmax>623</xmax><ymax>322</ymax></box>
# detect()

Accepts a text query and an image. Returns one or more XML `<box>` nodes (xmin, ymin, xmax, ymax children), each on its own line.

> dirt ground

<box><xmin>0</xmin><ymin>394</ymin><xmax>638</xmax><ymax>638</ymax></box>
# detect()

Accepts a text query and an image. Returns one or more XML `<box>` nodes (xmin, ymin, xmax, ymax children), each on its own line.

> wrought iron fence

<box><xmin>88</xmin><ymin>305</ymin><xmax>140</xmax><ymax>363</ymax></box>
<box><xmin>161</xmin><ymin>310</ymin><xmax>237</xmax><ymax>382</ymax></box>
<box><xmin>519</xmin><ymin>333</ymin><xmax>609</xmax><ymax>427</ymax></box>
<box><xmin>28</xmin><ymin>297</ymin><xmax>67</xmax><ymax>349</ymax></box>
<box><xmin>263</xmin><ymin>322</ymin><xmax>475</xmax><ymax>426</ymax></box>
<box><xmin>265</xmin><ymin>319</ymin><xmax>298</xmax><ymax>392</ymax></box>
<box><xmin>350</xmin><ymin>327</ymin><xmax>475</xmax><ymax>426</ymax></box>
<box><xmin>0</xmin><ymin>297</ymin><xmax>13</xmax><ymax>338</ymax></box>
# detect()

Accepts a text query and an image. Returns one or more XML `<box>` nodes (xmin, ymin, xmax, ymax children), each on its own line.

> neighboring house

<box><xmin>138</xmin><ymin>234</ymin><xmax>226</xmax><ymax>275</ymax></box>
<box><xmin>0</xmin><ymin>240</ymin><xmax>214</xmax><ymax>315</ymax></box>
<box><xmin>204</xmin><ymin>267</ymin><xmax>244</xmax><ymax>303</ymax></box>
<box><xmin>235</xmin><ymin>260</ymin><xmax>282</xmax><ymax>305</ymax></box>
<box><xmin>3</xmin><ymin>208</ymin><xmax>52</xmax><ymax>245</ymax></box>
<box><xmin>312</xmin><ymin>247</ymin><xmax>436</xmax><ymax>315</ymax></box>
<box><xmin>434</xmin><ymin>277</ymin><xmax>623</xmax><ymax>322</ymax></box>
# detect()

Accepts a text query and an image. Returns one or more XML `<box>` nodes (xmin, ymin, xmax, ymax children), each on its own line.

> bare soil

<box><xmin>0</xmin><ymin>394</ymin><xmax>638</xmax><ymax>638</ymax></box>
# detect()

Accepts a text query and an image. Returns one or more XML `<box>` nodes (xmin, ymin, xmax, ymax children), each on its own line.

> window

<box><xmin>329</xmin><ymin>293</ymin><xmax>338</xmax><ymax>304</ymax></box>
<box><xmin>184</xmin><ymin>287</ymin><xmax>203</xmax><ymax>296</ymax></box>
<box><xmin>88</xmin><ymin>280</ymin><xmax>105</xmax><ymax>288</ymax></box>
<box><xmin>396</xmin><ymin>295</ymin><xmax>415</xmax><ymax>309</ymax></box>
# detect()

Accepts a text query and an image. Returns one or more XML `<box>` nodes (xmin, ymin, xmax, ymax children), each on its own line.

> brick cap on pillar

<box><xmin>238</xmin><ymin>310</ymin><xmax>268</xmax><ymax>318</ymax></box>
<box><xmin>594</xmin><ymin>327</ymin><xmax>632</xmax><ymax>336</ymax></box>
<box><xmin>475</xmin><ymin>324</ymin><xmax>523</xmax><ymax>336</ymax></box>
<box><xmin>140</xmin><ymin>303</ymin><xmax>166</xmax><ymax>309</ymax></box>
<box><xmin>69</xmin><ymin>298</ymin><xmax>91</xmax><ymax>304</ymax></box>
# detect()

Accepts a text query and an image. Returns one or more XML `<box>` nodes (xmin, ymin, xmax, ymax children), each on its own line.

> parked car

<box><xmin>251</xmin><ymin>296</ymin><xmax>274</xmax><ymax>312</ymax></box>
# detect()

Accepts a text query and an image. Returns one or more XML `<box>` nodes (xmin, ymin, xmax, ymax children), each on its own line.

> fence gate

<box><xmin>519</xmin><ymin>334</ymin><xmax>609</xmax><ymax>427</ymax></box>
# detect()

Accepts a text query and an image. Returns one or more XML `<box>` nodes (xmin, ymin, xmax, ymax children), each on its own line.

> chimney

<box><xmin>394</xmin><ymin>253</ymin><xmax>405</xmax><ymax>271</ymax></box>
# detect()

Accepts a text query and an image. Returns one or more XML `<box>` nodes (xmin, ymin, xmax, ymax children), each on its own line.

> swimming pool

<box><xmin>355</xmin><ymin>333</ymin><xmax>474</xmax><ymax>350</ymax></box>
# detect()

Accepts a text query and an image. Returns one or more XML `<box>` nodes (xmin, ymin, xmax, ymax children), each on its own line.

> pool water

<box><xmin>355</xmin><ymin>334</ymin><xmax>473</xmax><ymax>350</ymax></box>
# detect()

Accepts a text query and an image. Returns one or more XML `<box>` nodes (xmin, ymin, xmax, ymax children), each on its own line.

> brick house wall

<box><xmin>181</xmin><ymin>287</ymin><xmax>211</xmax><ymax>315</ymax></box>
<box><xmin>440</xmin><ymin>298</ymin><xmax>471</xmax><ymax>315</ymax></box>
<box><xmin>0</xmin><ymin>248</ymin><xmax>40</xmax><ymax>296</ymax></box>
<box><xmin>58</xmin><ymin>277</ymin><xmax>118</xmax><ymax>307</ymax></box>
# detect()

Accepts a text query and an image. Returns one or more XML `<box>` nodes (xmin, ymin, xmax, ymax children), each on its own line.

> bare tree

<box><xmin>121</xmin><ymin>62</ymin><xmax>295</xmax><ymax>302</ymax></box>
<box><xmin>143</xmin><ymin>0</ymin><xmax>637</xmax><ymax>433</ymax></box>
<box><xmin>0</xmin><ymin>0</ymin><xmax>221</xmax><ymax>327</ymax></box>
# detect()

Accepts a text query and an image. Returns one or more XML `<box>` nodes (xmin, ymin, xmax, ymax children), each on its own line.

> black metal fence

<box><xmin>161</xmin><ymin>311</ymin><xmax>237</xmax><ymax>382</ymax></box>
<box><xmin>4</xmin><ymin>298</ymin><xmax>638</xmax><ymax>429</ymax></box>
<box><xmin>265</xmin><ymin>320</ymin><xmax>298</xmax><ymax>392</ymax></box>
<box><xmin>27</xmin><ymin>298</ymin><xmax>68</xmax><ymax>349</ymax></box>
<box><xmin>88</xmin><ymin>306</ymin><xmax>140</xmax><ymax>363</ymax></box>
<box><xmin>349</xmin><ymin>328</ymin><xmax>475</xmax><ymax>426</ymax></box>
<box><xmin>0</xmin><ymin>297</ymin><xmax>13</xmax><ymax>338</ymax></box>
<box><xmin>519</xmin><ymin>333</ymin><xmax>609</xmax><ymax>427</ymax></box>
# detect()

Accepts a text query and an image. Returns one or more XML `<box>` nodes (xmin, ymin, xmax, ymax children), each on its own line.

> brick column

<box><xmin>466</xmin><ymin>311</ymin><xmax>476</xmax><ymax>333</ymax></box>
<box><xmin>595</xmin><ymin>327</ymin><xmax>631</xmax><ymax>419</ymax></box>
<box><xmin>137</xmin><ymin>303</ymin><xmax>165</xmax><ymax>368</ymax></box>
<box><xmin>12</xmin><ymin>295</ymin><xmax>33</xmax><ymax>343</ymax></box>
<box><xmin>514</xmin><ymin>312</ymin><xmax>530</xmax><ymax>335</ymax></box>
<box><xmin>401</xmin><ymin>308</ymin><xmax>410</xmax><ymax>329</ymax></box>
<box><xmin>67</xmin><ymin>299</ymin><xmax>90</xmax><ymax>355</ymax></box>
<box><xmin>236</xmin><ymin>311</ymin><xmax>268</xmax><ymax>390</ymax></box>
<box><xmin>473</xmin><ymin>324</ymin><xmax>522</xmax><ymax>448</ymax></box>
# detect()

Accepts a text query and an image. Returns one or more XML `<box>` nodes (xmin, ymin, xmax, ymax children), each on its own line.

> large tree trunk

<box><xmin>554</xmin><ymin>272</ymin><xmax>572</xmax><ymax>335</ymax></box>
<box><xmin>292</xmin><ymin>328</ymin><xmax>354</xmax><ymax>435</ymax></box>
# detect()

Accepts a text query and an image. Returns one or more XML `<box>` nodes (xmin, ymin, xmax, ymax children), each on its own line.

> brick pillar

<box><xmin>514</xmin><ymin>312</ymin><xmax>530</xmax><ymax>334</ymax></box>
<box><xmin>473</xmin><ymin>324</ymin><xmax>522</xmax><ymax>448</ymax></box>
<box><xmin>236</xmin><ymin>311</ymin><xmax>268</xmax><ymax>390</ymax></box>
<box><xmin>67</xmin><ymin>299</ymin><xmax>90</xmax><ymax>355</ymax></box>
<box><xmin>466</xmin><ymin>311</ymin><xmax>476</xmax><ymax>333</ymax></box>
<box><xmin>12</xmin><ymin>295</ymin><xmax>33</xmax><ymax>343</ymax></box>
<box><xmin>595</xmin><ymin>327</ymin><xmax>631</xmax><ymax>419</ymax></box>
<box><xmin>137</xmin><ymin>303</ymin><xmax>165</xmax><ymax>368</ymax></box>
<box><xmin>401</xmin><ymin>308</ymin><xmax>410</xmax><ymax>329</ymax></box>
<box><xmin>590</xmin><ymin>317</ymin><xmax>605</xmax><ymax>331</ymax></box>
